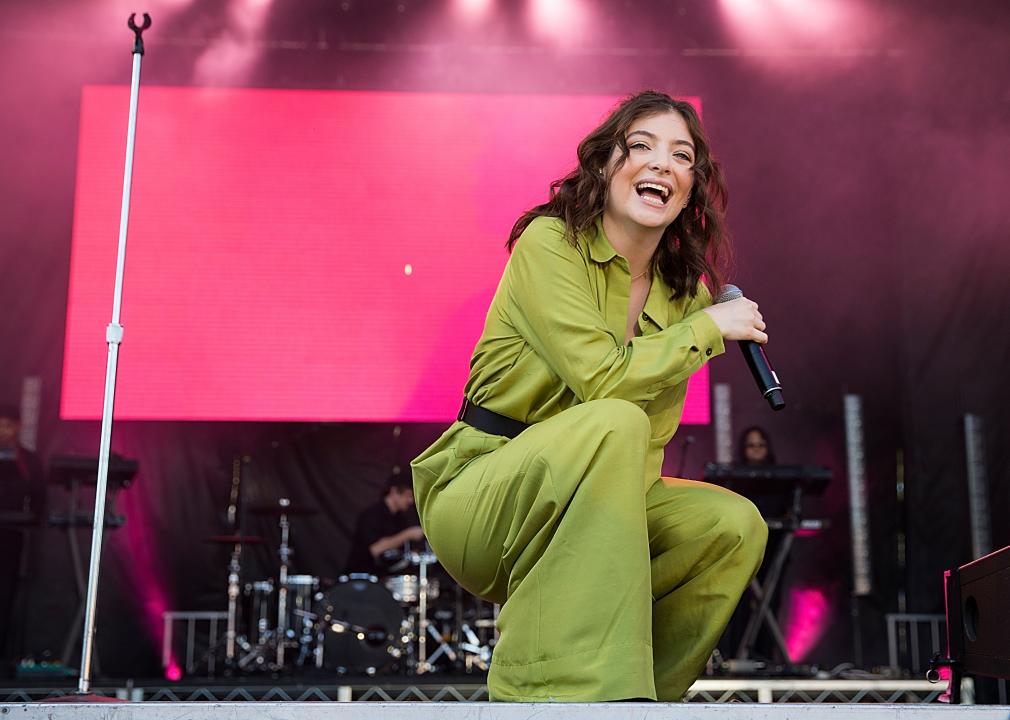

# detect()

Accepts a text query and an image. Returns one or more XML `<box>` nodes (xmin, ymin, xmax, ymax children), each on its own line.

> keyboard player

<box><xmin>0</xmin><ymin>404</ymin><xmax>44</xmax><ymax>677</ymax></box>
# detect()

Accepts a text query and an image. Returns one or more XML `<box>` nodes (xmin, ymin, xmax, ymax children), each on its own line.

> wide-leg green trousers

<box><xmin>412</xmin><ymin>399</ymin><xmax>768</xmax><ymax>702</ymax></box>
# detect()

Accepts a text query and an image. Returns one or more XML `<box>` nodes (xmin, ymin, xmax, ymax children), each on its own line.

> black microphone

<box><xmin>717</xmin><ymin>284</ymin><xmax>785</xmax><ymax>411</ymax></box>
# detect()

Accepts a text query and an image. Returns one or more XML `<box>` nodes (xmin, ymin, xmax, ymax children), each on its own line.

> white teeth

<box><xmin>635</xmin><ymin>182</ymin><xmax>670</xmax><ymax>200</ymax></box>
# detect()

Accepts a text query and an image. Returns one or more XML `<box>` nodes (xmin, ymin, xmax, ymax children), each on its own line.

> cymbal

<box><xmin>248</xmin><ymin>503</ymin><xmax>318</xmax><ymax>516</ymax></box>
<box><xmin>207</xmin><ymin>534</ymin><xmax>266</xmax><ymax>544</ymax></box>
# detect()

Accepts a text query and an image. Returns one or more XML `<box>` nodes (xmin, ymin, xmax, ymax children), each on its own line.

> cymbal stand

<box><xmin>224</xmin><ymin>456</ymin><xmax>244</xmax><ymax>663</ymax></box>
<box><xmin>415</xmin><ymin>551</ymin><xmax>428</xmax><ymax>672</ymax></box>
<box><xmin>276</xmin><ymin>499</ymin><xmax>292</xmax><ymax>666</ymax></box>
<box><xmin>458</xmin><ymin>624</ymin><xmax>492</xmax><ymax>671</ymax></box>
<box><xmin>415</xmin><ymin>547</ymin><xmax>455</xmax><ymax>673</ymax></box>
<box><xmin>454</xmin><ymin>584</ymin><xmax>494</xmax><ymax>672</ymax></box>
<box><xmin>225</xmin><ymin>541</ymin><xmax>242</xmax><ymax>662</ymax></box>
<box><xmin>291</xmin><ymin>606</ymin><xmax>317</xmax><ymax>667</ymax></box>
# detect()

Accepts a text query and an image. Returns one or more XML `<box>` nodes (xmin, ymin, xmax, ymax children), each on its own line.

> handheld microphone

<box><xmin>717</xmin><ymin>284</ymin><xmax>785</xmax><ymax>411</ymax></box>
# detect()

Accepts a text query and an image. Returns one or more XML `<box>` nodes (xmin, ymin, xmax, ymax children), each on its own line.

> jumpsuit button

<box><xmin>705</xmin><ymin>347</ymin><xmax>713</xmax><ymax>356</ymax></box>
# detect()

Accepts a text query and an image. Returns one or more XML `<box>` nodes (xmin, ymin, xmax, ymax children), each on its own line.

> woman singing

<box><xmin>411</xmin><ymin>90</ymin><xmax>769</xmax><ymax>702</ymax></box>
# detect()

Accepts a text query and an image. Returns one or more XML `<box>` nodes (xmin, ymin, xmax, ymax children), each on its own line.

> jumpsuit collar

<box><xmin>592</xmin><ymin>218</ymin><xmax>671</xmax><ymax>331</ymax></box>
<box><xmin>588</xmin><ymin>217</ymin><xmax>619</xmax><ymax>263</ymax></box>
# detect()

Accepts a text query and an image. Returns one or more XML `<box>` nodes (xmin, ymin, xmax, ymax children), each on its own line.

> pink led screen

<box><xmin>62</xmin><ymin>87</ymin><xmax>710</xmax><ymax>423</ymax></box>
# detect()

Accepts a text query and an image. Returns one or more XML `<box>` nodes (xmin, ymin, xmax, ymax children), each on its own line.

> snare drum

<box><xmin>283</xmin><ymin>574</ymin><xmax>319</xmax><ymax>638</ymax></box>
<box><xmin>315</xmin><ymin>574</ymin><xmax>404</xmax><ymax>674</ymax></box>
<box><xmin>242</xmin><ymin>579</ymin><xmax>274</xmax><ymax>643</ymax></box>
<box><xmin>384</xmin><ymin>574</ymin><xmax>440</xmax><ymax>604</ymax></box>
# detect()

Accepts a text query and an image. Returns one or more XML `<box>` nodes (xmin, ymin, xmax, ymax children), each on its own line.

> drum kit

<box><xmin>206</xmin><ymin>497</ymin><xmax>497</xmax><ymax>676</ymax></box>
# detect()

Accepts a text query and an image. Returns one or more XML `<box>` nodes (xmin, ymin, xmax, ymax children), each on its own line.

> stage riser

<box><xmin>0</xmin><ymin>679</ymin><xmax>973</xmax><ymax>704</ymax></box>
<box><xmin>4</xmin><ymin>704</ymin><xmax>1010</xmax><ymax>719</ymax></box>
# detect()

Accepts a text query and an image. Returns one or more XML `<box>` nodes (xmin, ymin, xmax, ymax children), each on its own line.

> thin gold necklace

<box><xmin>630</xmin><ymin>268</ymin><xmax>650</xmax><ymax>281</ymax></box>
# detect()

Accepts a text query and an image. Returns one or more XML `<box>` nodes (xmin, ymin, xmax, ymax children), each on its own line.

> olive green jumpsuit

<box><xmin>411</xmin><ymin>217</ymin><xmax>767</xmax><ymax>702</ymax></box>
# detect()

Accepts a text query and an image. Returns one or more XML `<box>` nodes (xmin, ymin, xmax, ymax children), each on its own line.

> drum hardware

<box><xmin>225</xmin><ymin>542</ymin><xmax>242</xmax><ymax>663</ymax></box>
<box><xmin>290</xmin><ymin>606</ymin><xmax>319</xmax><ymax>668</ymax></box>
<box><xmin>203</xmin><ymin>497</ymin><xmax>321</xmax><ymax>674</ymax></box>
<box><xmin>450</xmin><ymin>585</ymin><xmax>497</xmax><ymax>673</ymax></box>
<box><xmin>235</xmin><ymin>631</ymin><xmax>275</xmax><ymax>670</ymax></box>
<box><xmin>411</xmin><ymin>546</ymin><xmax>460</xmax><ymax>674</ymax></box>
<box><xmin>283</xmin><ymin>575</ymin><xmax>320</xmax><ymax>667</ymax></box>
<box><xmin>379</xmin><ymin>544</ymin><xmax>496</xmax><ymax>676</ymax></box>
<box><xmin>458</xmin><ymin>623</ymin><xmax>492</xmax><ymax>671</ymax></box>
<box><xmin>243</xmin><ymin>579</ymin><xmax>274</xmax><ymax>645</ymax></box>
<box><xmin>222</xmin><ymin>456</ymin><xmax>243</xmax><ymax>662</ymax></box>
<box><xmin>230</xmin><ymin>579</ymin><xmax>278</xmax><ymax>671</ymax></box>
<box><xmin>201</xmin><ymin>498</ymin><xmax>500</xmax><ymax>677</ymax></box>
<box><xmin>248</xmin><ymin>497</ymin><xmax>319</xmax><ymax>666</ymax></box>
<box><xmin>247</xmin><ymin>501</ymin><xmax>320</xmax><ymax>516</ymax></box>
<box><xmin>277</xmin><ymin>500</ymin><xmax>292</xmax><ymax>666</ymax></box>
<box><xmin>199</xmin><ymin>456</ymin><xmax>256</xmax><ymax>672</ymax></box>
<box><xmin>420</xmin><ymin>619</ymin><xmax>458</xmax><ymax>668</ymax></box>
<box><xmin>201</xmin><ymin>534</ymin><xmax>265</xmax><ymax>672</ymax></box>
<box><xmin>217</xmin><ymin>537</ymin><xmax>266</xmax><ymax>664</ymax></box>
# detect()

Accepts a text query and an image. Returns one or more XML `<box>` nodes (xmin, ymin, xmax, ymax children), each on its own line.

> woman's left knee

<box><xmin>716</xmin><ymin>493</ymin><xmax>768</xmax><ymax>561</ymax></box>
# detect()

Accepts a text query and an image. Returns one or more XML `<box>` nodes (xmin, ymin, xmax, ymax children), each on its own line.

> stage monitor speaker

<box><xmin>944</xmin><ymin>544</ymin><xmax>1010</xmax><ymax>682</ymax></box>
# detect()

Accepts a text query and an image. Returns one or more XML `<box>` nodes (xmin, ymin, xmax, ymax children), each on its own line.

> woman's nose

<box><xmin>649</xmin><ymin>152</ymin><xmax>671</xmax><ymax>172</ymax></box>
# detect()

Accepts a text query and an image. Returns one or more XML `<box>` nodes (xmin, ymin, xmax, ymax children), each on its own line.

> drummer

<box><xmin>345</xmin><ymin>473</ymin><xmax>424</xmax><ymax>577</ymax></box>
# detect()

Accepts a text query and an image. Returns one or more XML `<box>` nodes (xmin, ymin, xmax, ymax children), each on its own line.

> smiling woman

<box><xmin>412</xmin><ymin>90</ymin><xmax>770</xmax><ymax>702</ymax></box>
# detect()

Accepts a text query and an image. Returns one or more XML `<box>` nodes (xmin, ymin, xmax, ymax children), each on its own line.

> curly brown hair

<box><xmin>507</xmin><ymin>90</ymin><xmax>731</xmax><ymax>300</ymax></box>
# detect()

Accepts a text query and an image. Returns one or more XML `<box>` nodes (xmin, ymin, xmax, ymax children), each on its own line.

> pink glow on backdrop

<box><xmin>784</xmin><ymin>586</ymin><xmax>830</xmax><ymax>661</ymax></box>
<box><xmin>117</xmin><ymin>482</ymin><xmax>179</xmax><ymax>678</ymax></box>
<box><xmin>62</xmin><ymin>88</ymin><xmax>710</xmax><ymax>423</ymax></box>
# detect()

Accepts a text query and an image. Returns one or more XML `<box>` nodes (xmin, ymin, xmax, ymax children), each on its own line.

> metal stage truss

<box><xmin>0</xmin><ymin>677</ymin><xmax>972</xmax><ymax>705</ymax></box>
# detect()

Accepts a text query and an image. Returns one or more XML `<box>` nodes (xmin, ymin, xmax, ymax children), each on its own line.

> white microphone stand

<box><xmin>77</xmin><ymin>12</ymin><xmax>151</xmax><ymax>696</ymax></box>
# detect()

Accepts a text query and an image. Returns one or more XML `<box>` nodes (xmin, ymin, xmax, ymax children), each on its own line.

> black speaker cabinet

<box><xmin>945</xmin><ymin>544</ymin><xmax>1010</xmax><ymax>680</ymax></box>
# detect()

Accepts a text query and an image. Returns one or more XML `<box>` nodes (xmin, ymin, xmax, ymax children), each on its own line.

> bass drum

<box><xmin>316</xmin><ymin>574</ymin><xmax>404</xmax><ymax>674</ymax></box>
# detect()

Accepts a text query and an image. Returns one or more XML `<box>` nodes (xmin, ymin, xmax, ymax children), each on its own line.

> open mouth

<box><xmin>634</xmin><ymin>181</ymin><xmax>671</xmax><ymax>207</ymax></box>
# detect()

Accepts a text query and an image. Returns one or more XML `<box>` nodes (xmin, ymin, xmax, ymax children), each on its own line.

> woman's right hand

<box><xmin>702</xmin><ymin>297</ymin><xmax>768</xmax><ymax>343</ymax></box>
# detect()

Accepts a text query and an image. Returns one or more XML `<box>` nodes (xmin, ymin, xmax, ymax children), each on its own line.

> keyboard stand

<box><xmin>734</xmin><ymin>485</ymin><xmax>829</xmax><ymax>669</ymax></box>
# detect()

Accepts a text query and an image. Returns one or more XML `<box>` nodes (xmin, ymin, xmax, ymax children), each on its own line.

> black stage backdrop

<box><xmin>1</xmin><ymin>0</ymin><xmax>1008</xmax><ymax>678</ymax></box>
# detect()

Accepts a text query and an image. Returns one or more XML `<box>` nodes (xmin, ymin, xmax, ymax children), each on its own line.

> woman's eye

<box><xmin>630</xmin><ymin>142</ymin><xmax>649</xmax><ymax>151</ymax></box>
<box><xmin>674</xmin><ymin>152</ymin><xmax>694</xmax><ymax>163</ymax></box>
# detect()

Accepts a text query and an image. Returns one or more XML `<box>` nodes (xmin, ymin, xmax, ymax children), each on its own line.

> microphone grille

<box><xmin>717</xmin><ymin>284</ymin><xmax>743</xmax><ymax>303</ymax></box>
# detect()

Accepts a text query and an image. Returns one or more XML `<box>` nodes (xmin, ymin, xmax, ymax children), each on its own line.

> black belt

<box><xmin>457</xmin><ymin>399</ymin><xmax>530</xmax><ymax>439</ymax></box>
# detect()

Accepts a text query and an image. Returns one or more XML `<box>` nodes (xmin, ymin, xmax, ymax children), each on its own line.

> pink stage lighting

<box><xmin>718</xmin><ymin>0</ymin><xmax>862</xmax><ymax>51</ymax></box>
<box><xmin>457</xmin><ymin>0</ymin><xmax>493</xmax><ymax>22</ymax></box>
<box><xmin>720</xmin><ymin>0</ymin><xmax>767</xmax><ymax>28</ymax></box>
<box><xmin>528</xmin><ymin>0</ymin><xmax>590</xmax><ymax>45</ymax></box>
<box><xmin>771</xmin><ymin>0</ymin><xmax>848</xmax><ymax>35</ymax></box>
<box><xmin>165</xmin><ymin>661</ymin><xmax>183</xmax><ymax>682</ymax></box>
<box><xmin>193</xmin><ymin>0</ymin><xmax>273</xmax><ymax>85</ymax></box>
